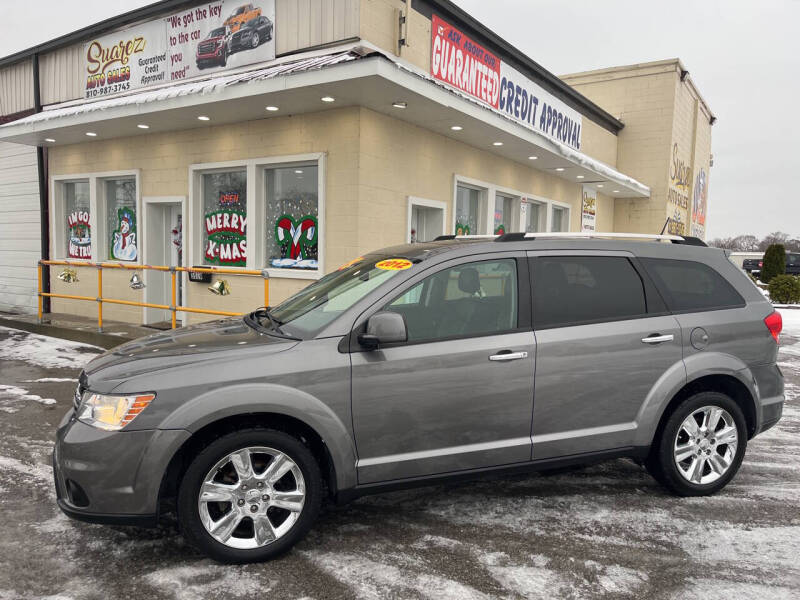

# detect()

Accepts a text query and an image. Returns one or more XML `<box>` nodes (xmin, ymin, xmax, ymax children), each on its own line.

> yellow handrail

<box><xmin>38</xmin><ymin>259</ymin><xmax>270</xmax><ymax>332</ymax></box>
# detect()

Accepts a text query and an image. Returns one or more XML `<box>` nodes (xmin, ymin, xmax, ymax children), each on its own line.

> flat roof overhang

<box><xmin>0</xmin><ymin>45</ymin><xmax>649</xmax><ymax>199</ymax></box>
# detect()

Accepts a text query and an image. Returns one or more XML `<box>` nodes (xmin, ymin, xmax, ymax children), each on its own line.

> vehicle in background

<box><xmin>54</xmin><ymin>232</ymin><xmax>785</xmax><ymax>563</ymax></box>
<box><xmin>228</xmin><ymin>16</ymin><xmax>273</xmax><ymax>53</ymax></box>
<box><xmin>196</xmin><ymin>27</ymin><xmax>229</xmax><ymax>69</ymax></box>
<box><xmin>743</xmin><ymin>252</ymin><xmax>800</xmax><ymax>277</ymax></box>
<box><xmin>224</xmin><ymin>3</ymin><xmax>261</xmax><ymax>33</ymax></box>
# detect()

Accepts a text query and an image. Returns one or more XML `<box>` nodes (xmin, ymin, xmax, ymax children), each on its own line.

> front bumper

<box><xmin>53</xmin><ymin>411</ymin><xmax>190</xmax><ymax>526</ymax></box>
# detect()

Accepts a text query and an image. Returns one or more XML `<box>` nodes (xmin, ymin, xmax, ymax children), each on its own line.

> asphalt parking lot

<box><xmin>0</xmin><ymin>321</ymin><xmax>798</xmax><ymax>600</ymax></box>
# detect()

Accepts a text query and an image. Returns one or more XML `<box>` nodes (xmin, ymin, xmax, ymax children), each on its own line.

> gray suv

<box><xmin>53</xmin><ymin>233</ymin><xmax>785</xmax><ymax>563</ymax></box>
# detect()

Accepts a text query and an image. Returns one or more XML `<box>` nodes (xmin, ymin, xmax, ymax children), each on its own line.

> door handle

<box><xmin>489</xmin><ymin>351</ymin><xmax>528</xmax><ymax>361</ymax></box>
<box><xmin>641</xmin><ymin>334</ymin><xmax>674</xmax><ymax>344</ymax></box>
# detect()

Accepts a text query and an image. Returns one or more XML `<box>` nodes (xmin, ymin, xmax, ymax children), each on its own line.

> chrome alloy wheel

<box><xmin>198</xmin><ymin>446</ymin><xmax>306</xmax><ymax>549</ymax></box>
<box><xmin>673</xmin><ymin>406</ymin><xmax>738</xmax><ymax>485</ymax></box>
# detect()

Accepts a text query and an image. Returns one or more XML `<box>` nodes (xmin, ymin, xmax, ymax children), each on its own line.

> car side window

<box><xmin>532</xmin><ymin>256</ymin><xmax>647</xmax><ymax>329</ymax></box>
<box><xmin>640</xmin><ymin>258</ymin><xmax>745</xmax><ymax>312</ymax></box>
<box><xmin>384</xmin><ymin>259</ymin><xmax>518</xmax><ymax>342</ymax></box>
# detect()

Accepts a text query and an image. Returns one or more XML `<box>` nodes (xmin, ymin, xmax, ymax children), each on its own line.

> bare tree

<box><xmin>759</xmin><ymin>232</ymin><xmax>791</xmax><ymax>251</ymax></box>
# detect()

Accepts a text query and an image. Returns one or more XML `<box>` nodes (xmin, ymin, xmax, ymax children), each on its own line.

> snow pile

<box><xmin>778</xmin><ymin>308</ymin><xmax>800</xmax><ymax>337</ymax></box>
<box><xmin>0</xmin><ymin>327</ymin><xmax>102</xmax><ymax>369</ymax></box>
<box><xmin>0</xmin><ymin>384</ymin><xmax>56</xmax><ymax>405</ymax></box>
<box><xmin>142</xmin><ymin>564</ymin><xmax>271</xmax><ymax>600</ymax></box>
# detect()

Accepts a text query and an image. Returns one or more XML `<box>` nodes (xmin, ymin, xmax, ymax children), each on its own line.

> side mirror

<box><xmin>358</xmin><ymin>311</ymin><xmax>408</xmax><ymax>349</ymax></box>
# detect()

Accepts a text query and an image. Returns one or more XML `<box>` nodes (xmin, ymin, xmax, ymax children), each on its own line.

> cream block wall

<box><xmin>563</xmin><ymin>63</ymin><xmax>680</xmax><ymax>235</ymax></box>
<box><xmin>49</xmin><ymin>107</ymin><xmax>362</xmax><ymax>323</ymax></box>
<box><xmin>356</xmin><ymin>107</ymin><xmax>584</xmax><ymax>248</ymax></box>
<box><xmin>47</xmin><ymin>105</ymin><xmax>604</xmax><ymax>327</ymax></box>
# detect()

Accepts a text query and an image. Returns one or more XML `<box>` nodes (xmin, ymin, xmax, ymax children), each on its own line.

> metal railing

<box><xmin>37</xmin><ymin>260</ymin><xmax>269</xmax><ymax>332</ymax></box>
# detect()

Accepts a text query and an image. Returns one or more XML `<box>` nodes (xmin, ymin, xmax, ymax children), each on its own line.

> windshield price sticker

<box><xmin>375</xmin><ymin>259</ymin><xmax>413</xmax><ymax>271</ymax></box>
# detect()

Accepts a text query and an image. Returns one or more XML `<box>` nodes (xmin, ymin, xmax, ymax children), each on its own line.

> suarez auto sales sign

<box><xmin>83</xmin><ymin>0</ymin><xmax>275</xmax><ymax>99</ymax></box>
<box><xmin>430</xmin><ymin>15</ymin><xmax>582</xmax><ymax>151</ymax></box>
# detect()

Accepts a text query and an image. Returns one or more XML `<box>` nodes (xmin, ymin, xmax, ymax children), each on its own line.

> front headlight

<box><xmin>78</xmin><ymin>392</ymin><xmax>155</xmax><ymax>431</ymax></box>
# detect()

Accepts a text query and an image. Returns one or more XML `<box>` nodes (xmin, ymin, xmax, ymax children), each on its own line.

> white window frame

<box><xmin>453</xmin><ymin>176</ymin><xmax>489</xmax><ymax>235</ymax></box>
<box><xmin>521</xmin><ymin>195</ymin><xmax>548</xmax><ymax>233</ymax></box>
<box><xmin>188</xmin><ymin>153</ymin><xmax>325</xmax><ymax>280</ymax></box>
<box><xmin>407</xmin><ymin>196</ymin><xmax>447</xmax><ymax>243</ymax></box>
<box><xmin>51</xmin><ymin>170</ymin><xmax>141</xmax><ymax>264</ymax></box>
<box><xmin>549</xmin><ymin>200</ymin><xmax>572</xmax><ymax>232</ymax></box>
<box><xmin>453</xmin><ymin>175</ymin><xmax>573</xmax><ymax>235</ymax></box>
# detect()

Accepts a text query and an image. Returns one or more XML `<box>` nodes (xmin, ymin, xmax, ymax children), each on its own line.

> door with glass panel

<box><xmin>351</xmin><ymin>255</ymin><xmax>535</xmax><ymax>483</ymax></box>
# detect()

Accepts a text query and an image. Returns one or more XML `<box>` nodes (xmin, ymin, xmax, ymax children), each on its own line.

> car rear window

<box><xmin>532</xmin><ymin>256</ymin><xmax>647</xmax><ymax>328</ymax></box>
<box><xmin>641</xmin><ymin>258</ymin><xmax>744</xmax><ymax>313</ymax></box>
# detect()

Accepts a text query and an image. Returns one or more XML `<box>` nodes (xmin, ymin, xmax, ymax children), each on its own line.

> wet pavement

<box><xmin>0</xmin><ymin>322</ymin><xmax>798</xmax><ymax>600</ymax></box>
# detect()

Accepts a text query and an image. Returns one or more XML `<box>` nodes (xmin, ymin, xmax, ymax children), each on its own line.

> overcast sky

<box><xmin>2</xmin><ymin>0</ymin><xmax>798</xmax><ymax>239</ymax></box>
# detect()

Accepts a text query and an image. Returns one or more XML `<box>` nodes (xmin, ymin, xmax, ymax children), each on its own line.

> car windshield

<box><xmin>245</xmin><ymin>18</ymin><xmax>259</xmax><ymax>27</ymax></box>
<box><xmin>209</xmin><ymin>27</ymin><xmax>226</xmax><ymax>38</ymax></box>
<box><xmin>266</xmin><ymin>256</ymin><xmax>412</xmax><ymax>336</ymax></box>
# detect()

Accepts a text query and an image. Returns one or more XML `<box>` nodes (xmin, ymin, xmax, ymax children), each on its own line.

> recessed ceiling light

<box><xmin>613</xmin><ymin>190</ymin><xmax>620</xmax><ymax>194</ymax></box>
<box><xmin>265</xmin><ymin>105</ymin><xmax>279</xmax><ymax>111</ymax></box>
<box><xmin>493</xmin><ymin>142</ymin><xmax>503</xmax><ymax>146</ymax></box>
<box><xmin>555</xmin><ymin>167</ymin><xmax>565</xmax><ymax>172</ymax></box>
<box><xmin>450</xmin><ymin>125</ymin><xmax>463</xmax><ymax>131</ymax></box>
<box><xmin>85</xmin><ymin>132</ymin><xmax>97</xmax><ymax>137</ymax></box>
<box><xmin>197</xmin><ymin>115</ymin><xmax>210</xmax><ymax>121</ymax></box>
<box><xmin>576</xmin><ymin>175</ymin><xmax>584</xmax><ymax>179</ymax></box>
<box><xmin>44</xmin><ymin>138</ymin><xmax>55</xmax><ymax>143</ymax></box>
<box><xmin>321</xmin><ymin>96</ymin><xmax>335</xmax><ymax>103</ymax></box>
<box><xmin>392</xmin><ymin>101</ymin><xmax>407</xmax><ymax>109</ymax></box>
<box><xmin>528</xmin><ymin>156</ymin><xmax>538</xmax><ymax>160</ymax></box>
<box><xmin>597</xmin><ymin>184</ymin><xmax>604</xmax><ymax>188</ymax></box>
<box><xmin>294</xmin><ymin>169</ymin><xmax>303</xmax><ymax>174</ymax></box>
<box><xmin>137</xmin><ymin>124</ymin><xmax>149</xmax><ymax>129</ymax></box>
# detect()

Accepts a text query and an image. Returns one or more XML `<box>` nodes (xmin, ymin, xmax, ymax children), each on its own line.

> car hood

<box><xmin>83</xmin><ymin>317</ymin><xmax>297</xmax><ymax>387</ymax></box>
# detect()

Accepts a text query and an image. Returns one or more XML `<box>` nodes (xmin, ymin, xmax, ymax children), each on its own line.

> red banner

<box><xmin>430</xmin><ymin>15</ymin><xmax>500</xmax><ymax>108</ymax></box>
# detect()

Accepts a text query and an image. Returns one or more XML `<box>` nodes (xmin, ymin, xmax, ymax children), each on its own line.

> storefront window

<box><xmin>456</xmin><ymin>184</ymin><xmax>483</xmax><ymax>235</ymax></box>
<box><xmin>524</xmin><ymin>201</ymin><xmax>544</xmax><ymax>233</ymax></box>
<box><xmin>265</xmin><ymin>165</ymin><xmax>319</xmax><ymax>270</ymax></box>
<box><xmin>202</xmin><ymin>170</ymin><xmax>247</xmax><ymax>266</ymax></box>
<box><xmin>105</xmin><ymin>178</ymin><xmax>137</xmax><ymax>261</ymax></box>
<box><xmin>494</xmin><ymin>194</ymin><xmax>517</xmax><ymax>234</ymax></box>
<box><xmin>551</xmin><ymin>205</ymin><xmax>569</xmax><ymax>232</ymax></box>
<box><xmin>64</xmin><ymin>181</ymin><xmax>91</xmax><ymax>260</ymax></box>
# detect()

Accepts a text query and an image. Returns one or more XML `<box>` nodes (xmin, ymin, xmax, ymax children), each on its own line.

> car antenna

<box><xmin>659</xmin><ymin>218</ymin><xmax>669</xmax><ymax>235</ymax></box>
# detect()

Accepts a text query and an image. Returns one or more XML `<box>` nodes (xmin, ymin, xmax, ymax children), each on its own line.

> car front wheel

<box><xmin>646</xmin><ymin>391</ymin><xmax>747</xmax><ymax>496</ymax></box>
<box><xmin>178</xmin><ymin>428</ymin><xmax>322</xmax><ymax>563</ymax></box>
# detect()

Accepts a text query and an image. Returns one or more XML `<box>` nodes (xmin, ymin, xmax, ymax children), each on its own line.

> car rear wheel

<box><xmin>251</xmin><ymin>33</ymin><xmax>260</xmax><ymax>48</ymax></box>
<box><xmin>646</xmin><ymin>391</ymin><xmax>747</xmax><ymax>496</ymax></box>
<box><xmin>178</xmin><ymin>428</ymin><xmax>322</xmax><ymax>563</ymax></box>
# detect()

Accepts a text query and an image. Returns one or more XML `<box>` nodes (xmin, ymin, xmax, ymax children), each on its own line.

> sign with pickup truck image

<box><xmin>82</xmin><ymin>1</ymin><xmax>274</xmax><ymax>98</ymax></box>
<box><xmin>167</xmin><ymin>0</ymin><xmax>275</xmax><ymax>80</ymax></box>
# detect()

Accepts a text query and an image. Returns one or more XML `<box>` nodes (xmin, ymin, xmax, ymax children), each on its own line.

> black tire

<box><xmin>177</xmin><ymin>428</ymin><xmax>322</xmax><ymax>563</ymax></box>
<box><xmin>646</xmin><ymin>391</ymin><xmax>747</xmax><ymax>496</ymax></box>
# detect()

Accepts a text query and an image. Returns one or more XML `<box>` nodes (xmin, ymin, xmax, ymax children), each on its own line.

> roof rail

<box><xmin>434</xmin><ymin>234</ymin><xmax>498</xmax><ymax>241</ymax></box>
<box><xmin>494</xmin><ymin>231</ymin><xmax>707</xmax><ymax>246</ymax></box>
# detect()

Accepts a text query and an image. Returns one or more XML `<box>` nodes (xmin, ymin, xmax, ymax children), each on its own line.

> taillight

<box><xmin>758</xmin><ymin>261</ymin><xmax>763</xmax><ymax>267</ymax></box>
<box><xmin>764</xmin><ymin>311</ymin><xmax>782</xmax><ymax>343</ymax></box>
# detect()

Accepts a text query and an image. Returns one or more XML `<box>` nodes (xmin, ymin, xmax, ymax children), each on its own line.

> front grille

<box><xmin>198</xmin><ymin>41</ymin><xmax>216</xmax><ymax>54</ymax></box>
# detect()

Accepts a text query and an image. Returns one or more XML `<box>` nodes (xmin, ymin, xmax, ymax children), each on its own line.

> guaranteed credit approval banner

<box><xmin>430</xmin><ymin>14</ymin><xmax>583</xmax><ymax>151</ymax></box>
<box><xmin>430</xmin><ymin>14</ymin><xmax>500</xmax><ymax>108</ymax></box>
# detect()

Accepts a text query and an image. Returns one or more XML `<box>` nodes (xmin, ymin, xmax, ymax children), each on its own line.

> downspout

<box><xmin>33</xmin><ymin>53</ymin><xmax>51</xmax><ymax>314</ymax></box>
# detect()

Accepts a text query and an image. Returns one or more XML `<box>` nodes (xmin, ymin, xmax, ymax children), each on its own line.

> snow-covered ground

<box><xmin>0</xmin><ymin>324</ymin><xmax>798</xmax><ymax>599</ymax></box>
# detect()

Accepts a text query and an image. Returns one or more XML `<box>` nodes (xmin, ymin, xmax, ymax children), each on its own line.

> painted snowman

<box><xmin>113</xmin><ymin>214</ymin><xmax>138</xmax><ymax>261</ymax></box>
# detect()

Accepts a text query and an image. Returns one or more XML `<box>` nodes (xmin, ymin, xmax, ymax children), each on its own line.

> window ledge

<box><xmin>264</xmin><ymin>268</ymin><xmax>322</xmax><ymax>281</ymax></box>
